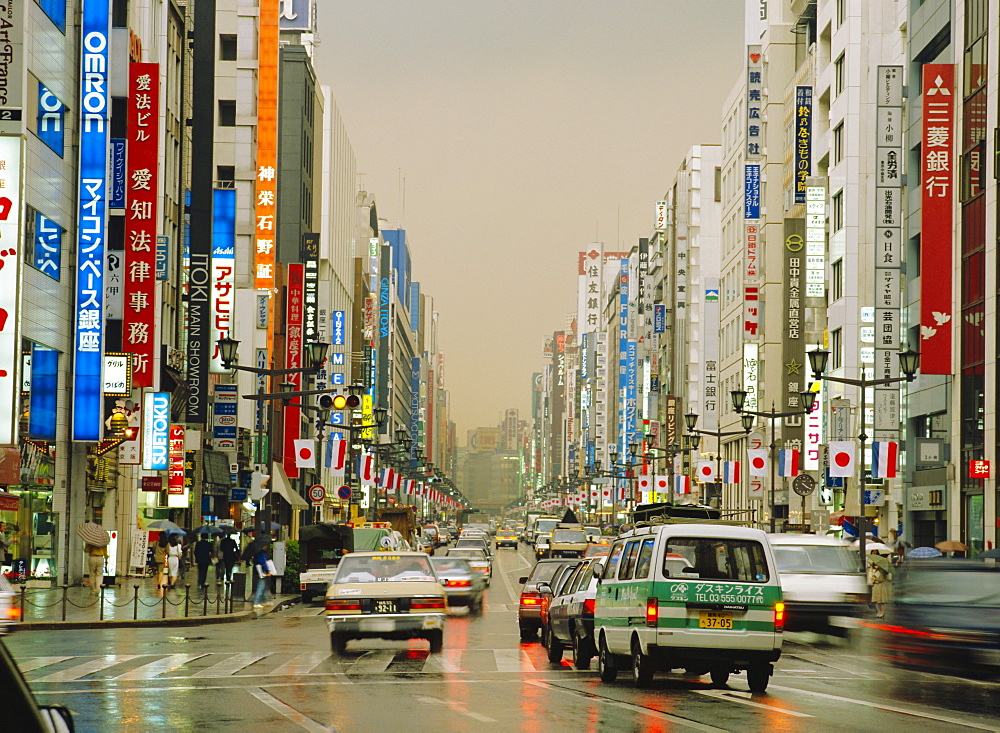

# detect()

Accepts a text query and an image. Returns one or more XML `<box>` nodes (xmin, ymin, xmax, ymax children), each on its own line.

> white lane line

<box><xmin>414</xmin><ymin>694</ymin><xmax>497</xmax><ymax>723</ymax></box>
<box><xmin>344</xmin><ymin>650</ymin><xmax>396</xmax><ymax>675</ymax></box>
<box><xmin>248</xmin><ymin>688</ymin><xmax>334</xmax><ymax>733</ymax></box>
<box><xmin>422</xmin><ymin>648</ymin><xmax>461</xmax><ymax>673</ymax></box>
<box><xmin>116</xmin><ymin>654</ymin><xmax>207</xmax><ymax>680</ymax></box>
<box><xmin>493</xmin><ymin>648</ymin><xmax>535</xmax><ymax>672</ymax></box>
<box><xmin>770</xmin><ymin>685</ymin><xmax>1000</xmax><ymax>731</ymax></box>
<box><xmin>524</xmin><ymin>680</ymin><xmax>725</xmax><ymax>732</ymax></box>
<box><xmin>191</xmin><ymin>652</ymin><xmax>268</xmax><ymax>678</ymax></box>
<box><xmin>15</xmin><ymin>657</ymin><xmax>73</xmax><ymax>673</ymax></box>
<box><xmin>33</xmin><ymin>655</ymin><xmax>143</xmax><ymax>682</ymax></box>
<box><xmin>694</xmin><ymin>689</ymin><xmax>813</xmax><ymax>717</ymax></box>
<box><xmin>270</xmin><ymin>652</ymin><xmax>333</xmax><ymax>677</ymax></box>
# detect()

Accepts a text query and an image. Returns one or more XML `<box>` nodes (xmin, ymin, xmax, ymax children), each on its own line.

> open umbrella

<box><xmin>240</xmin><ymin>537</ymin><xmax>270</xmax><ymax>562</ymax></box>
<box><xmin>935</xmin><ymin>540</ymin><xmax>967</xmax><ymax>553</ymax></box>
<box><xmin>242</xmin><ymin>522</ymin><xmax>281</xmax><ymax>535</ymax></box>
<box><xmin>867</xmin><ymin>553</ymin><xmax>892</xmax><ymax>572</ymax></box>
<box><xmin>907</xmin><ymin>546</ymin><xmax>943</xmax><ymax>558</ymax></box>
<box><xmin>195</xmin><ymin>525</ymin><xmax>225</xmax><ymax>537</ymax></box>
<box><xmin>147</xmin><ymin>520</ymin><xmax>183</xmax><ymax>533</ymax></box>
<box><xmin>76</xmin><ymin>522</ymin><xmax>110</xmax><ymax>547</ymax></box>
<box><xmin>978</xmin><ymin>548</ymin><xmax>1000</xmax><ymax>559</ymax></box>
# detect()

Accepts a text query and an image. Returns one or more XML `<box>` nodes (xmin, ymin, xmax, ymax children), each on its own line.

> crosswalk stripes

<box><xmin>21</xmin><ymin>648</ymin><xmax>584</xmax><ymax>682</ymax></box>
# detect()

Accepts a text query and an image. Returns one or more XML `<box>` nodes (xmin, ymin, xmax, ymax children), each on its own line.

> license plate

<box><xmin>373</xmin><ymin>600</ymin><xmax>397</xmax><ymax>614</ymax></box>
<box><xmin>699</xmin><ymin>611</ymin><xmax>733</xmax><ymax>629</ymax></box>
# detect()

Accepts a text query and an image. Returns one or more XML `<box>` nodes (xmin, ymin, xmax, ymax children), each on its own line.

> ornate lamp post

<box><xmin>684</xmin><ymin>413</ymin><xmax>754</xmax><ymax>505</ymax></box>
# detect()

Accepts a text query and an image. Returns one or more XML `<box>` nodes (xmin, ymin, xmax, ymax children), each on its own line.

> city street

<box><xmin>6</xmin><ymin>545</ymin><xmax>999</xmax><ymax>732</ymax></box>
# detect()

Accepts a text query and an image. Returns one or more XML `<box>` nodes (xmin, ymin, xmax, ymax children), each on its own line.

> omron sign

<box><xmin>143</xmin><ymin>392</ymin><xmax>171</xmax><ymax>470</ymax></box>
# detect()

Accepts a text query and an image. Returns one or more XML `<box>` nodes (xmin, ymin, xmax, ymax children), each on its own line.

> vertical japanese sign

<box><xmin>745</xmin><ymin>47</ymin><xmax>763</xmax><ymax>159</ymax></box>
<box><xmin>919</xmin><ymin>64</ymin><xmax>954</xmax><ymax>375</ymax></box>
<box><xmin>254</xmin><ymin>0</ymin><xmax>278</xmax><ymax>290</ymax></box>
<box><xmin>125</xmin><ymin>63</ymin><xmax>159</xmax><ymax>387</ymax></box>
<box><xmin>655</xmin><ymin>201</ymin><xmax>668</xmax><ymax>231</ymax></box>
<box><xmin>793</xmin><ymin>86</ymin><xmax>812</xmax><ymax>205</ymax></box>
<box><xmin>284</xmin><ymin>264</ymin><xmax>304</xmax><ymax>479</ymax></box>
<box><xmin>213</xmin><ymin>384</ymin><xmax>237</xmax><ymax>450</ymax></box>
<box><xmin>72</xmin><ymin>0</ymin><xmax>110</xmax><ymax>441</ymax></box>
<box><xmin>782</xmin><ymin>219</ymin><xmax>806</xmax><ymax>453</ymax></box>
<box><xmin>703</xmin><ymin>277</ymin><xmax>720</xmax><ymax>431</ymax></box>
<box><xmin>209</xmin><ymin>188</ymin><xmax>235</xmax><ymax>373</ymax></box>
<box><xmin>873</xmin><ymin>66</ymin><xmax>905</xmax><ymax>435</ymax></box>
<box><xmin>805</xmin><ymin>185</ymin><xmax>826</xmax><ymax>297</ymax></box>
<box><xmin>618</xmin><ymin>259</ymin><xmax>629</xmax><ymax>458</ymax></box>
<box><xmin>168</xmin><ymin>425</ymin><xmax>185</xmax><ymax>494</ymax></box>
<box><xmin>301</xmin><ymin>233</ymin><xmax>319</xmax><ymax>342</ymax></box>
<box><xmin>0</xmin><ymin>136</ymin><xmax>22</xmax><ymax>444</ymax></box>
<box><xmin>578</xmin><ymin>249</ymin><xmax>601</xmax><ymax>334</ymax></box>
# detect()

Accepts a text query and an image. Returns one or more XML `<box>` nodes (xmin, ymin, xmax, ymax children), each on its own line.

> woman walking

<box><xmin>166</xmin><ymin>535</ymin><xmax>182</xmax><ymax>589</ymax></box>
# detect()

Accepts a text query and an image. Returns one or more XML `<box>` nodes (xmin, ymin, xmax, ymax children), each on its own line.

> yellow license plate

<box><xmin>699</xmin><ymin>611</ymin><xmax>733</xmax><ymax>629</ymax></box>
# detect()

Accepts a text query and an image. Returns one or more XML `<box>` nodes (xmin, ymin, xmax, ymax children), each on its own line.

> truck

<box><xmin>378</xmin><ymin>506</ymin><xmax>419</xmax><ymax>548</ymax></box>
<box><xmin>459</xmin><ymin>511</ymin><xmax>491</xmax><ymax>531</ymax></box>
<box><xmin>547</xmin><ymin>524</ymin><xmax>589</xmax><ymax>558</ymax></box>
<box><xmin>524</xmin><ymin>510</ymin><xmax>545</xmax><ymax>541</ymax></box>
<box><xmin>529</xmin><ymin>515</ymin><xmax>561</xmax><ymax>546</ymax></box>
<box><xmin>298</xmin><ymin>523</ymin><xmax>354</xmax><ymax>603</ymax></box>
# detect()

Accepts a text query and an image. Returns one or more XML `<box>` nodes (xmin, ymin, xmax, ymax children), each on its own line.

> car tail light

<box><xmin>774</xmin><ymin>601</ymin><xmax>785</xmax><ymax>632</ymax></box>
<box><xmin>300</xmin><ymin>584</ymin><xmax>307</xmax><ymax>590</ymax></box>
<box><xmin>6</xmin><ymin>605</ymin><xmax>21</xmax><ymax>621</ymax></box>
<box><xmin>446</xmin><ymin>579</ymin><xmax>472</xmax><ymax>588</ymax></box>
<box><xmin>520</xmin><ymin>592</ymin><xmax>542</xmax><ymax>607</ymax></box>
<box><xmin>325</xmin><ymin>598</ymin><xmax>362</xmax><ymax>612</ymax></box>
<box><xmin>584</xmin><ymin>598</ymin><xmax>595</xmax><ymax>615</ymax></box>
<box><xmin>410</xmin><ymin>596</ymin><xmax>446</xmax><ymax>610</ymax></box>
<box><xmin>645</xmin><ymin>597</ymin><xmax>658</xmax><ymax>627</ymax></box>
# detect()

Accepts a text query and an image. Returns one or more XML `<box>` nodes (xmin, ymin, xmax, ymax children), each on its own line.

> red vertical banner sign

<box><xmin>168</xmin><ymin>425</ymin><xmax>185</xmax><ymax>494</ymax></box>
<box><xmin>125</xmin><ymin>63</ymin><xmax>160</xmax><ymax>387</ymax></box>
<box><xmin>255</xmin><ymin>1</ymin><xmax>278</xmax><ymax>290</ymax></box>
<box><xmin>284</xmin><ymin>264</ymin><xmax>305</xmax><ymax>479</ymax></box>
<box><xmin>919</xmin><ymin>65</ymin><xmax>954</xmax><ymax>374</ymax></box>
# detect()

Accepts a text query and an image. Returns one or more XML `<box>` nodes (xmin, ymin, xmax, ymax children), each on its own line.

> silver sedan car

<box><xmin>431</xmin><ymin>557</ymin><xmax>486</xmax><ymax>613</ymax></box>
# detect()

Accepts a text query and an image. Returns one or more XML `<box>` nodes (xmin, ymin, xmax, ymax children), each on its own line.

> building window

<box><xmin>218</xmin><ymin>100</ymin><xmax>236</xmax><ymax>127</ymax></box>
<box><xmin>836</xmin><ymin>0</ymin><xmax>846</xmax><ymax>27</ymax></box>
<box><xmin>834</xmin><ymin>54</ymin><xmax>846</xmax><ymax>97</ymax></box>
<box><xmin>714</xmin><ymin>166</ymin><xmax>722</xmax><ymax>202</ymax></box>
<box><xmin>36</xmin><ymin>0</ymin><xmax>66</xmax><ymax>32</ymax></box>
<box><xmin>831</xmin><ymin>190</ymin><xmax>844</xmax><ymax>232</ymax></box>
<box><xmin>831</xmin><ymin>328</ymin><xmax>842</xmax><ymax>370</ymax></box>
<box><xmin>833</xmin><ymin>123</ymin><xmax>844</xmax><ymax>165</ymax></box>
<box><xmin>216</xmin><ymin>165</ymin><xmax>235</xmax><ymax>188</ymax></box>
<box><xmin>831</xmin><ymin>259</ymin><xmax>843</xmax><ymax>301</ymax></box>
<box><xmin>219</xmin><ymin>34</ymin><xmax>237</xmax><ymax>61</ymax></box>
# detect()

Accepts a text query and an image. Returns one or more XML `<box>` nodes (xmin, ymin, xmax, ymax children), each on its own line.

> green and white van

<box><xmin>592</xmin><ymin>523</ymin><xmax>784</xmax><ymax>692</ymax></box>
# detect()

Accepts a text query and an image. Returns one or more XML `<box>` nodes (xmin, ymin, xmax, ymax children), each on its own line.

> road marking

<box><xmin>248</xmin><ymin>688</ymin><xmax>334</xmax><ymax>733</ymax></box>
<box><xmin>116</xmin><ymin>654</ymin><xmax>207</xmax><ymax>680</ymax></box>
<box><xmin>694</xmin><ymin>689</ymin><xmax>813</xmax><ymax>717</ymax></box>
<box><xmin>270</xmin><ymin>652</ymin><xmax>333</xmax><ymax>677</ymax></box>
<box><xmin>524</xmin><ymin>680</ymin><xmax>726</xmax><ymax>732</ymax></box>
<box><xmin>32</xmin><ymin>655</ymin><xmax>143</xmax><ymax>683</ymax></box>
<box><xmin>191</xmin><ymin>652</ymin><xmax>268</xmax><ymax>678</ymax></box>
<box><xmin>422</xmin><ymin>648</ymin><xmax>461</xmax><ymax>673</ymax></box>
<box><xmin>345</xmin><ymin>650</ymin><xmax>396</xmax><ymax>675</ymax></box>
<box><xmin>15</xmin><ymin>656</ymin><xmax>73</xmax><ymax>673</ymax></box>
<box><xmin>493</xmin><ymin>648</ymin><xmax>536</xmax><ymax>672</ymax></box>
<box><xmin>770</xmin><ymin>685</ymin><xmax>1000</xmax><ymax>731</ymax></box>
<box><xmin>414</xmin><ymin>694</ymin><xmax>497</xmax><ymax>723</ymax></box>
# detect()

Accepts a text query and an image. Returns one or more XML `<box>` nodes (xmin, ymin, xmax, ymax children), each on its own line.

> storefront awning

<box><xmin>270</xmin><ymin>462</ymin><xmax>309</xmax><ymax>510</ymax></box>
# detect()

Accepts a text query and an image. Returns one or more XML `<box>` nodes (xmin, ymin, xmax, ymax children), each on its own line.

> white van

<box><xmin>767</xmin><ymin>533</ymin><xmax>868</xmax><ymax>634</ymax></box>
<box><xmin>592</xmin><ymin>523</ymin><xmax>784</xmax><ymax>692</ymax></box>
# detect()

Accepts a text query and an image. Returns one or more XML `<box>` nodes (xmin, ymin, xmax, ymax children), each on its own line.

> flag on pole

<box><xmin>294</xmin><ymin>439</ymin><xmax>316</xmax><ymax>468</ymax></box>
<box><xmin>696</xmin><ymin>462</ymin><xmax>715</xmax><ymax>483</ymax></box>
<box><xmin>778</xmin><ymin>449</ymin><xmax>799</xmax><ymax>477</ymax></box>
<box><xmin>327</xmin><ymin>438</ymin><xmax>347</xmax><ymax>476</ymax></box>
<box><xmin>828</xmin><ymin>441</ymin><xmax>856</xmax><ymax>477</ymax></box>
<box><xmin>654</xmin><ymin>475</ymin><xmax>670</xmax><ymax>494</ymax></box>
<box><xmin>722</xmin><ymin>461</ymin><xmax>740</xmax><ymax>484</ymax></box>
<box><xmin>674</xmin><ymin>475</ymin><xmax>691</xmax><ymax>495</ymax></box>
<box><xmin>748</xmin><ymin>449</ymin><xmax>768</xmax><ymax>476</ymax></box>
<box><xmin>359</xmin><ymin>454</ymin><xmax>375</xmax><ymax>486</ymax></box>
<box><xmin>871</xmin><ymin>441</ymin><xmax>898</xmax><ymax>478</ymax></box>
<box><xmin>379</xmin><ymin>467</ymin><xmax>394</xmax><ymax>490</ymax></box>
<box><xmin>394</xmin><ymin>471</ymin><xmax>402</xmax><ymax>492</ymax></box>
<box><xmin>637</xmin><ymin>475</ymin><xmax>652</xmax><ymax>492</ymax></box>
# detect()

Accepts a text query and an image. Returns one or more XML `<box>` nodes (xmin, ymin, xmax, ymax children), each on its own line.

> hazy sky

<box><xmin>315</xmin><ymin>1</ymin><xmax>743</xmax><ymax>442</ymax></box>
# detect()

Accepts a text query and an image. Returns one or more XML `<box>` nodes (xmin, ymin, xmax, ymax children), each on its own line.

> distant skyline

<box><xmin>315</xmin><ymin>2</ymin><xmax>743</xmax><ymax>442</ymax></box>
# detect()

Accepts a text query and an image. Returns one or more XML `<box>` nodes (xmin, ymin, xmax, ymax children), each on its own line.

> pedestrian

<box><xmin>194</xmin><ymin>535</ymin><xmax>215</xmax><ymax>589</ymax></box>
<box><xmin>218</xmin><ymin>533</ymin><xmax>239</xmax><ymax>584</ymax></box>
<box><xmin>867</xmin><ymin>550</ymin><xmax>892</xmax><ymax>618</ymax></box>
<box><xmin>85</xmin><ymin>542</ymin><xmax>107</xmax><ymax>596</ymax></box>
<box><xmin>252</xmin><ymin>541</ymin><xmax>272</xmax><ymax>608</ymax></box>
<box><xmin>166</xmin><ymin>535</ymin><xmax>182</xmax><ymax>589</ymax></box>
<box><xmin>153</xmin><ymin>534</ymin><xmax>169</xmax><ymax>593</ymax></box>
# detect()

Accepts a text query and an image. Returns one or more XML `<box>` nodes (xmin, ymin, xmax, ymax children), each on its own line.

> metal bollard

<box><xmin>215</xmin><ymin>583</ymin><xmax>222</xmax><ymax>615</ymax></box>
<box><xmin>203</xmin><ymin>587</ymin><xmax>209</xmax><ymax>616</ymax></box>
<box><xmin>19</xmin><ymin>585</ymin><xmax>25</xmax><ymax>623</ymax></box>
<box><xmin>184</xmin><ymin>584</ymin><xmax>191</xmax><ymax>617</ymax></box>
<box><xmin>161</xmin><ymin>585</ymin><xmax>167</xmax><ymax>619</ymax></box>
<box><xmin>99</xmin><ymin>585</ymin><xmax>105</xmax><ymax>621</ymax></box>
<box><xmin>133</xmin><ymin>585</ymin><xmax>140</xmax><ymax>620</ymax></box>
<box><xmin>61</xmin><ymin>585</ymin><xmax>68</xmax><ymax>622</ymax></box>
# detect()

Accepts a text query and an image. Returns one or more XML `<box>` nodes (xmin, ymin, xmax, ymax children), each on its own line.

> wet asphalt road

<box><xmin>6</xmin><ymin>544</ymin><xmax>999</xmax><ymax>732</ymax></box>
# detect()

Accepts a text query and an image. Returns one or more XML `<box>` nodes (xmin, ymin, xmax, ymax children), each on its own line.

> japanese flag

<box><xmin>828</xmin><ymin>441</ymin><xmax>856</xmax><ymax>477</ymax></box>
<box><xmin>359</xmin><ymin>454</ymin><xmax>375</xmax><ymax>486</ymax></box>
<box><xmin>696</xmin><ymin>462</ymin><xmax>715</xmax><ymax>483</ymax></box>
<box><xmin>654</xmin><ymin>475</ymin><xmax>670</xmax><ymax>493</ymax></box>
<box><xmin>602</xmin><ymin>487</ymin><xmax>612</xmax><ymax>502</ymax></box>
<box><xmin>637</xmin><ymin>475</ymin><xmax>652</xmax><ymax>492</ymax></box>
<box><xmin>294</xmin><ymin>439</ymin><xmax>316</xmax><ymax>469</ymax></box>
<box><xmin>590</xmin><ymin>487</ymin><xmax>599</xmax><ymax>501</ymax></box>
<box><xmin>748</xmin><ymin>449</ymin><xmax>768</xmax><ymax>477</ymax></box>
<box><xmin>327</xmin><ymin>438</ymin><xmax>347</xmax><ymax>476</ymax></box>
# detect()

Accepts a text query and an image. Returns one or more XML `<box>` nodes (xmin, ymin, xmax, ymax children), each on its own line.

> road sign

<box><xmin>336</xmin><ymin>485</ymin><xmax>352</xmax><ymax>500</ymax></box>
<box><xmin>792</xmin><ymin>474</ymin><xmax>816</xmax><ymax>497</ymax></box>
<box><xmin>308</xmin><ymin>484</ymin><xmax>326</xmax><ymax>504</ymax></box>
<box><xmin>864</xmin><ymin>489</ymin><xmax>885</xmax><ymax>506</ymax></box>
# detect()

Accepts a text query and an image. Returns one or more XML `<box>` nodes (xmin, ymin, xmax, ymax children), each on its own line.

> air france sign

<box><xmin>72</xmin><ymin>0</ymin><xmax>110</xmax><ymax>441</ymax></box>
<box><xmin>143</xmin><ymin>392</ymin><xmax>171</xmax><ymax>470</ymax></box>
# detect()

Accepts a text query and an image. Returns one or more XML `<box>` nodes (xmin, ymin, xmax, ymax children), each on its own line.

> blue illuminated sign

<box><xmin>143</xmin><ymin>392</ymin><xmax>171</xmax><ymax>471</ymax></box>
<box><xmin>38</xmin><ymin>0</ymin><xmax>66</xmax><ymax>33</ymax></box>
<box><xmin>33</xmin><ymin>211</ymin><xmax>61</xmax><ymax>280</ymax></box>
<box><xmin>72</xmin><ymin>0</ymin><xmax>110</xmax><ymax>441</ymax></box>
<box><xmin>28</xmin><ymin>346</ymin><xmax>59</xmax><ymax>440</ymax></box>
<box><xmin>744</xmin><ymin>164</ymin><xmax>761</xmax><ymax>219</ymax></box>
<box><xmin>332</xmin><ymin>310</ymin><xmax>345</xmax><ymax>345</ymax></box>
<box><xmin>794</xmin><ymin>86</ymin><xmax>813</xmax><ymax>205</ymax></box>
<box><xmin>618</xmin><ymin>259</ymin><xmax>628</xmax><ymax>458</ymax></box>
<box><xmin>37</xmin><ymin>83</ymin><xmax>65</xmax><ymax>156</ymax></box>
<box><xmin>654</xmin><ymin>304</ymin><xmax>665</xmax><ymax>333</ymax></box>
<box><xmin>110</xmin><ymin>138</ymin><xmax>125</xmax><ymax>208</ymax></box>
<box><xmin>156</xmin><ymin>236</ymin><xmax>169</xmax><ymax>280</ymax></box>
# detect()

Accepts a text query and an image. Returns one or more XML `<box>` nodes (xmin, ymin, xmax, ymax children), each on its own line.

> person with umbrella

<box><xmin>166</xmin><ymin>534</ymin><xmax>183</xmax><ymax>589</ymax></box>
<box><xmin>867</xmin><ymin>550</ymin><xmax>893</xmax><ymax>618</ymax></box>
<box><xmin>194</xmin><ymin>534</ymin><xmax>216</xmax><ymax>590</ymax></box>
<box><xmin>218</xmin><ymin>532</ymin><xmax>240</xmax><ymax>586</ymax></box>
<box><xmin>249</xmin><ymin>537</ymin><xmax>273</xmax><ymax>608</ymax></box>
<box><xmin>76</xmin><ymin>523</ymin><xmax>110</xmax><ymax>596</ymax></box>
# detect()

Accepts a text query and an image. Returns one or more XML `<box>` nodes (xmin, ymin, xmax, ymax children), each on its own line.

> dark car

<box><xmin>538</xmin><ymin>562</ymin><xmax>581</xmax><ymax>648</ymax></box>
<box><xmin>543</xmin><ymin>558</ymin><xmax>600</xmax><ymax>669</ymax></box>
<box><xmin>518</xmin><ymin>558</ymin><xmax>578</xmax><ymax>641</ymax></box>
<box><xmin>877</xmin><ymin>560</ymin><xmax>1000</xmax><ymax>679</ymax></box>
<box><xmin>1</xmin><ymin>636</ymin><xmax>75</xmax><ymax>730</ymax></box>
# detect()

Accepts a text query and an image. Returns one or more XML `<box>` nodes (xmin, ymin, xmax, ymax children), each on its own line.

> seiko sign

<box><xmin>143</xmin><ymin>392</ymin><xmax>171</xmax><ymax>471</ymax></box>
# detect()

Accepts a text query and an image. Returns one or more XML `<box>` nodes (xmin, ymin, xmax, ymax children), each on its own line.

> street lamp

<box><xmin>731</xmin><ymin>388</ymin><xmax>819</xmax><ymax>532</ymax></box>
<box><xmin>684</xmin><ymin>412</ymin><xmax>754</xmax><ymax>505</ymax></box>
<box><xmin>807</xmin><ymin>348</ymin><xmax>920</xmax><ymax>560</ymax></box>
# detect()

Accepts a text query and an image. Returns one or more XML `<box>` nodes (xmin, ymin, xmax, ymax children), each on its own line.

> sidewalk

<box><xmin>13</xmin><ymin>570</ymin><xmax>298</xmax><ymax>629</ymax></box>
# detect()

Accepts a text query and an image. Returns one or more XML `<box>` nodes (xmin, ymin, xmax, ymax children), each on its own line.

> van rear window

<box><xmin>663</xmin><ymin>538</ymin><xmax>770</xmax><ymax>583</ymax></box>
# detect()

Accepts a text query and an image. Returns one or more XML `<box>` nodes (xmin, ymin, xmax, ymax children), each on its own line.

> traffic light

<box><xmin>317</xmin><ymin>393</ymin><xmax>361</xmax><ymax>410</ymax></box>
